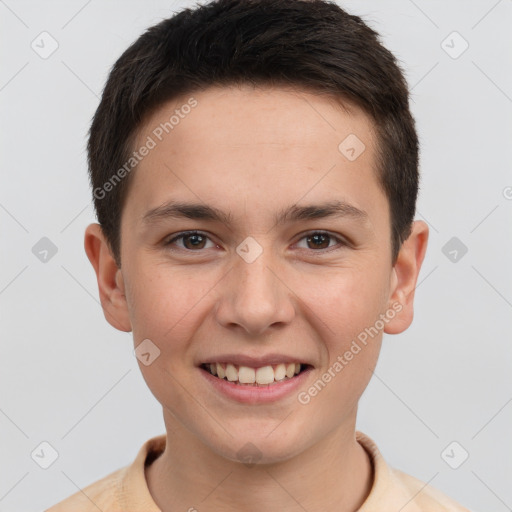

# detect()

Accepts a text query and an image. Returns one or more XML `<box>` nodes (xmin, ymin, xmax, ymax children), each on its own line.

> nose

<box><xmin>214</xmin><ymin>248</ymin><xmax>296</xmax><ymax>336</ymax></box>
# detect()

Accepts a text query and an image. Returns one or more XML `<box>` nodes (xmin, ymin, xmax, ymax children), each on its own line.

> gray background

<box><xmin>1</xmin><ymin>1</ymin><xmax>511</xmax><ymax>510</ymax></box>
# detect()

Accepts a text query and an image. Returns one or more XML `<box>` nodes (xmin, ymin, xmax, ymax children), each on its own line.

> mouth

<box><xmin>200</xmin><ymin>362</ymin><xmax>312</xmax><ymax>387</ymax></box>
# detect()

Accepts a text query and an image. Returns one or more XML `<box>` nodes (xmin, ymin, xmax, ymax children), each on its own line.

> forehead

<box><xmin>126</xmin><ymin>84</ymin><xmax>387</xmax><ymax>231</ymax></box>
<box><xmin>138</xmin><ymin>84</ymin><xmax>375</xmax><ymax>157</ymax></box>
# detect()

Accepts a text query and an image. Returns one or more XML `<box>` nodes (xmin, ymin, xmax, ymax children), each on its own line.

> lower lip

<box><xmin>199</xmin><ymin>366</ymin><xmax>313</xmax><ymax>404</ymax></box>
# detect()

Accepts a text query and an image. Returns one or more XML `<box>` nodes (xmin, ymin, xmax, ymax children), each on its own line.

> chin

<box><xmin>208</xmin><ymin>425</ymin><xmax>310</xmax><ymax>466</ymax></box>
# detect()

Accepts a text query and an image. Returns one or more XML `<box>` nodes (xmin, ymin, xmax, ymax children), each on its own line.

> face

<box><xmin>86</xmin><ymin>84</ymin><xmax>428</xmax><ymax>464</ymax></box>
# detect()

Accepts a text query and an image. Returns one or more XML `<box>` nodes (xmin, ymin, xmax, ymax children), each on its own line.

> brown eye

<box><xmin>165</xmin><ymin>231</ymin><xmax>215</xmax><ymax>251</ymax></box>
<box><xmin>296</xmin><ymin>231</ymin><xmax>346</xmax><ymax>252</ymax></box>
<box><xmin>307</xmin><ymin>233</ymin><xmax>330</xmax><ymax>249</ymax></box>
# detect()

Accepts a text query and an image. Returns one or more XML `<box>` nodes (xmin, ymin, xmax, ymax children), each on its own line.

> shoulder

<box><xmin>355</xmin><ymin>431</ymin><xmax>473</xmax><ymax>512</ymax></box>
<box><xmin>44</xmin><ymin>434</ymin><xmax>166</xmax><ymax>512</ymax></box>
<box><xmin>391</xmin><ymin>467</ymin><xmax>472</xmax><ymax>512</ymax></box>
<box><xmin>45</xmin><ymin>466</ymin><xmax>126</xmax><ymax>512</ymax></box>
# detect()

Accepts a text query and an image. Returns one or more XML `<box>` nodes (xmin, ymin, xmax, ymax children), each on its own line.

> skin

<box><xmin>85</xmin><ymin>84</ymin><xmax>428</xmax><ymax>512</ymax></box>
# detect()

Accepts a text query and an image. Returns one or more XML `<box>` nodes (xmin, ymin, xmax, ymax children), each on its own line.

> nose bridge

<box><xmin>215</xmin><ymin>237</ymin><xmax>295</xmax><ymax>335</ymax></box>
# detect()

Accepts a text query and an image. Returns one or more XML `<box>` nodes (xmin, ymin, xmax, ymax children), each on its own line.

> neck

<box><xmin>145</xmin><ymin>415</ymin><xmax>373</xmax><ymax>512</ymax></box>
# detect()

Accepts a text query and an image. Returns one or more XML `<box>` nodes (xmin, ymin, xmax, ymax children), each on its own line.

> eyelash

<box><xmin>164</xmin><ymin>230</ymin><xmax>348</xmax><ymax>254</ymax></box>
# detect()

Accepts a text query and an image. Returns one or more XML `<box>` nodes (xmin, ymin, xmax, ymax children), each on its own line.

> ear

<box><xmin>84</xmin><ymin>223</ymin><xmax>132</xmax><ymax>332</ymax></box>
<box><xmin>384</xmin><ymin>220</ymin><xmax>429</xmax><ymax>335</ymax></box>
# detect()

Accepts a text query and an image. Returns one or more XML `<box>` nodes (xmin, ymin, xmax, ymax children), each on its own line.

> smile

<box><xmin>201</xmin><ymin>362</ymin><xmax>309</xmax><ymax>386</ymax></box>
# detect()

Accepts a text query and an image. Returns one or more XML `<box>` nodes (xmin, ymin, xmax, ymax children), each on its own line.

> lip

<box><xmin>198</xmin><ymin>352</ymin><xmax>312</xmax><ymax>368</ymax></box>
<box><xmin>199</xmin><ymin>364</ymin><xmax>313</xmax><ymax>404</ymax></box>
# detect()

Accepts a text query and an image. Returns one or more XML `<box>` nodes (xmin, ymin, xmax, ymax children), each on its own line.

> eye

<box><xmin>164</xmin><ymin>230</ymin><xmax>347</xmax><ymax>253</ymax></box>
<box><xmin>165</xmin><ymin>231</ymin><xmax>217</xmax><ymax>251</ymax></box>
<box><xmin>295</xmin><ymin>231</ymin><xmax>347</xmax><ymax>252</ymax></box>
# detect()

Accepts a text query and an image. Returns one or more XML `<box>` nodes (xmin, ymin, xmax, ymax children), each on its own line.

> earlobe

<box><xmin>384</xmin><ymin>220</ymin><xmax>429</xmax><ymax>335</ymax></box>
<box><xmin>84</xmin><ymin>223</ymin><xmax>132</xmax><ymax>332</ymax></box>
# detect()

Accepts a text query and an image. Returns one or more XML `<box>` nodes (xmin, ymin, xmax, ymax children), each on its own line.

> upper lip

<box><xmin>199</xmin><ymin>353</ymin><xmax>313</xmax><ymax>368</ymax></box>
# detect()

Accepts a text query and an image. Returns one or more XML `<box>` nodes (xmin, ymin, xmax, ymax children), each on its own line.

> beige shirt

<box><xmin>46</xmin><ymin>431</ymin><xmax>472</xmax><ymax>511</ymax></box>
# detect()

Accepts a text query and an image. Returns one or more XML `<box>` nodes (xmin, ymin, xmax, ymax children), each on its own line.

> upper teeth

<box><xmin>207</xmin><ymin>363</ymin><xmax>302</xmax><ymax>384</ymax></box>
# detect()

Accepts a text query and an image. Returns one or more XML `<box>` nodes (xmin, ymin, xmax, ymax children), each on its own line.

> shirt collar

<box><xmin>117</xmin><ymin>430</ymin><xmax>423</xmax><ymax>511</ymax></box>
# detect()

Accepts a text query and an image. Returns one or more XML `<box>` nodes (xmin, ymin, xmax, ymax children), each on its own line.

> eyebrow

<box><xmin>141</xmin><ymin>199</ymin><xmax>369</xmax><ymax>227</ymax></box>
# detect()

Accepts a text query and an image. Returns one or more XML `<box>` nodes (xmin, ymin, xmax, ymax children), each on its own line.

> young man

<box><xmin>47</xmin><ymin>0</ymin><xmax>472</xmax><ymax>510</ymax></box>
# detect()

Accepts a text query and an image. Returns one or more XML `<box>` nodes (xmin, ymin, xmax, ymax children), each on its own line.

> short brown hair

<box><xmin>88</xmin><ymin>0</ymin><xmax>419</xmax><ymax>267</ymax></box>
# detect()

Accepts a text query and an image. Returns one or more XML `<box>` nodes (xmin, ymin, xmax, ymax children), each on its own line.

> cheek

<box><xmin>300</xmin><ymin>265</ymin><xmax>389</xmax><ymax>342</ymax></box>
<box><xmin>124</xmin><ymin>263</ymin><xmax>214</xmax><ymax>352</ymax></box>
<box><xmin>299</xmin><ymin>271</ymin><xmax>385</xmax><ymax>414</ymax></box>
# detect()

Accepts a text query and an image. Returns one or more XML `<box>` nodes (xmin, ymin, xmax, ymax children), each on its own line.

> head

<box><xmin>85</xmin><ymin>0</ymin><xmax>428</xmax><ymax>464</ymax></box>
